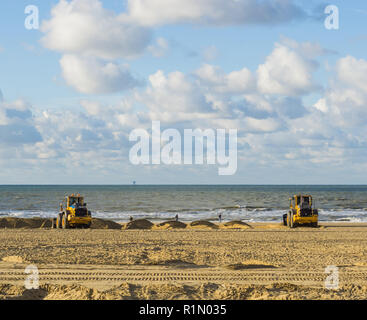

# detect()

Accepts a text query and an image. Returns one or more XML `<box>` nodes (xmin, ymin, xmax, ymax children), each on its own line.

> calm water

<box><xmin>0</xmin><ymin>185</ymin><xmax>367</xmax><ymax>223</ymax></box>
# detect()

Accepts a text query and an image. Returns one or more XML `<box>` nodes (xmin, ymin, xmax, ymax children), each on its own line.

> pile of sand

<box><xmin>122</xmin><ymin>219</ymin><xmax>154</xmax><ymax>230</ymax></box>
<box><xmin>0</xmin><ymin>217</ymin><xmax>52</xmax><ymax>229</ymax></box>
<box><xmin>152</xmin><ymin>221</ymin><xmax>187</xmax><ymax>230</ymax></box>
<box><xmin>220</xmin><ymin>221</ymin><xmax>252</xmax><ymax>230</ymax></box>
<box><xmin>0</xmin><ymin>217</ymin><xmax>121</xmax><ymax>230</ymax></box>
<box><xmin>90</xmin><ymin>219</ymin><xmax>121</xmax><ymax>230</ymax></box>
<box><xmin>189</xmin><ymin>220</ymin><xmax>219</xmax><ymax>230</ymax></box>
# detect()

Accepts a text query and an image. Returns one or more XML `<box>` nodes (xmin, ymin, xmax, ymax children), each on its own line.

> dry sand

<box><xmin>1</xmin><ymin>221</ymin><xmax>367</xmax><ymax>300</ymax></box>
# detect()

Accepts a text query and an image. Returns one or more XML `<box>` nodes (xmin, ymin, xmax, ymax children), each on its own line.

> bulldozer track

<box><xmin>1</xmin><ymin>269</ymin><xmax>367</xmax><ymax>285</ymax></box>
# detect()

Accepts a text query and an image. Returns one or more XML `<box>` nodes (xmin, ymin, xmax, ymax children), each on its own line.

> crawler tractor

<box><xmin>283</xmin><ymin>195</ymin><xmax>318</xmax><ymax>228</ymax></box>
<box><xmin>51</xmin><ymin>194</ymin><xmax>92</xmax><ymax>229</ymax></box>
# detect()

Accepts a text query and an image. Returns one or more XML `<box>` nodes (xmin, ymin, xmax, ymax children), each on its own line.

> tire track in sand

<box><xmin>1</xmin><ymin>266</ymin><xmax>367</xmax><ymax>287</ymax></box>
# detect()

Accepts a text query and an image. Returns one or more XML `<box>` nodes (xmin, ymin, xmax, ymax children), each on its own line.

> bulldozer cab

<box><xmin>67</xmin><ymin>195</ymin><xmax>84</xmax><ymax>208</ymax></box>
<box><xmin>61</xmin><ymin>194</ymin><xmax>84</xmax><ymax>211</ymax></box>
<box><xmin>290</xmin><ymin>195</ymin><xmax>312</xmax><ymax>209</ymax></box>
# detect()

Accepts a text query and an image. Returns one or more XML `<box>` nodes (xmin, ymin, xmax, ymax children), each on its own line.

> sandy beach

<box><xmin>0</xmin><ymin>220</ymin><xmax>367</xmax><ymax>300</ymax></box>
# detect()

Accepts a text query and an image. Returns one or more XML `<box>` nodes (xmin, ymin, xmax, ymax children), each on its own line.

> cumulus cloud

<box><xmin>40</xmin><ymin>1</ymin><xmax>319</xmax><ymax>95</ymax></box>
<box><xmin>336</xmin><ymin>56</ymin><xmax>367</xmax><ymax>92</ymax></box>
<box><xmin>126</xmin><ymin>0</ymin><xmax>308</xmax><ymax>26</ymax></box>
<box><xmin>139</xmin><ymin>70</ymin><xmax>215</xmax><ymax>113</ymax></box>
<box><xmin>60</xmin><ymin>54</ymin><xmax>141</xmax><ymax>94</ymax></box>
<box><xmin>5</xmin><ymin>37</ymin><xmax>367</xmax><ymax>182</ymax></box>
<box><xmin>257</xmin><ymin>41</ymin><xmax>321</xmax><ymax>96</ymax></box>
<box><xmin>195</xmin><ymin>64</ymin><xmax>255</xmax><ymax>94</ymax></box>
<box><xmin>40</xmin><ymin>0</ymin><xmax>151</xmax><ymax>94</ymax></box>
<box><xmin>314</xmin><ymin>56</ymin><xmax>367</xmax><ymax>128</ymax></box>
<box><xmin>41</xmin><ymin>0</ymin><xmax>152</xmax><ymax>59</ymax></box>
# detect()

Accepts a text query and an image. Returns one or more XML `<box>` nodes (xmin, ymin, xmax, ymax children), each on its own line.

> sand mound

<box><xmin>2</xmin><ymin>256</ymin><xmax>24</xmax><ymax>263</ymax></box>
<box><xmin>0</xmin><ymin>218</ymin><xmax>52</xmax><ymax>229</ymax></box>
<box><xmin>91</xmin><ymin>219</ymin><xmax>121</xmax><ymax>230</ymax></box>
<box><xmin>0</xmin><ymin>217</ymin><xmax>121</xmax><ymax>229</ymax></box>
<box><xmin>220</xmin><ymin>221</ymin><xmax>252</xmax><ymax>229</ymax></box>
<box><xmin>189</xmin><ymin>220</ymin><xmax>218</xmax><ymax>229</ymax></box>
<box><xmin>152</xmin><ymin>221</ymin><xmax>187</xmax><ymax>230</ymax></box>
<box><xmin>226</xmin><ymin>260</ymin><xmax>277</xmax><ymax>270</ymax></box>
<box><xmin>123</xmin><ymin>219</ymin><xmax>154</xmax><ymax>230</ymax></box>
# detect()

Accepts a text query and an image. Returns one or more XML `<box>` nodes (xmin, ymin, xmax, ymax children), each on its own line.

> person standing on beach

<box><xmin>175</xmin><ymin>214</ymin><xmax>179</xmax><ymax>222</ymax></box>
<box><xmin>219</xmin><ymin>214</ymin><xmax>222</xmax><ymax>223</ymax></box>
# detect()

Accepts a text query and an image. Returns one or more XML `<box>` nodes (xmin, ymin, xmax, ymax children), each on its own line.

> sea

<box><xmin>1</xmin><ymin>185</ymin><xmax>367</xmax><ymax>223</ymax></box>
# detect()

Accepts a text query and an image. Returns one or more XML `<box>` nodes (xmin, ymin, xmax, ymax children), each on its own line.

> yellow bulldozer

<box><xmin>51</xmin><ymin>194</ymin><xmax>92</xmax><ymax>229</ymax></box>
<box><xmin>283</xmin><ymin>194</ymin><xmax>318</xmax><ymax>228</ymax></box>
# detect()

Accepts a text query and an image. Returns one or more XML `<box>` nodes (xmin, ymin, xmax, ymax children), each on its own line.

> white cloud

<box><xmin>336</xmin><ymin>56</ymin><xmax>367</xmax><ymax>92</ymax></box>
<box><xmin>40</xmin><ymin>0</ymin><xmax>151</xmax><ymax>94</ymax></box>
<box><xmin>314</xmin><ymin>56</ymin><xmax>367</xmax><ymax>128</ymax></box>
<box><xmin>257</xmin><ymin>42</ymin><xmax>320</xmax><ymax>96</ymax></box>
<box><xmin>243</xmin><ymin>117</ymin><xmax>283</xmax><ymax>133</ymax></box>
<box><xmin>195</xmin><ymin>64</ymin><xmax>255</xmax><ymax>94</ymax></box>
<box><xmin>60</xmin><ymin>54</ymin><xmax>141</xmax><ymax>94</ymax></box>
<box><xmin>140</xmin><ymin>70</ymin><xmax>214</xmax><ymax>113</ymax></box>
<box><xmin>4</xmin><ymin>37</ymin><xmax>367</xmax><ymax>182</ymax></box>
<box><xmin>126</xmin><ymin>0</ymin><xmax>307</xmax><ymax>26</ymax></box>
<box><xmin>41</xmin><ymin>0</ymin><xmax>152</xmax><ymax>59</ymax></box>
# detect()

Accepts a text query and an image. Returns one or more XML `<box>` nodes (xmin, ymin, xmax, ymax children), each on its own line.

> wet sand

<box><xmin>1</xmin><ymin>223</ymin><xmax>367</xmax><ymax>300</ymax></box>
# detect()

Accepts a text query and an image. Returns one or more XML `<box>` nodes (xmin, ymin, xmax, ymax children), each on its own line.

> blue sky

<box><xmin>1</xmin><ymin>0</ymin><xmax>367</xmax><ymax>184</ymax></box>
